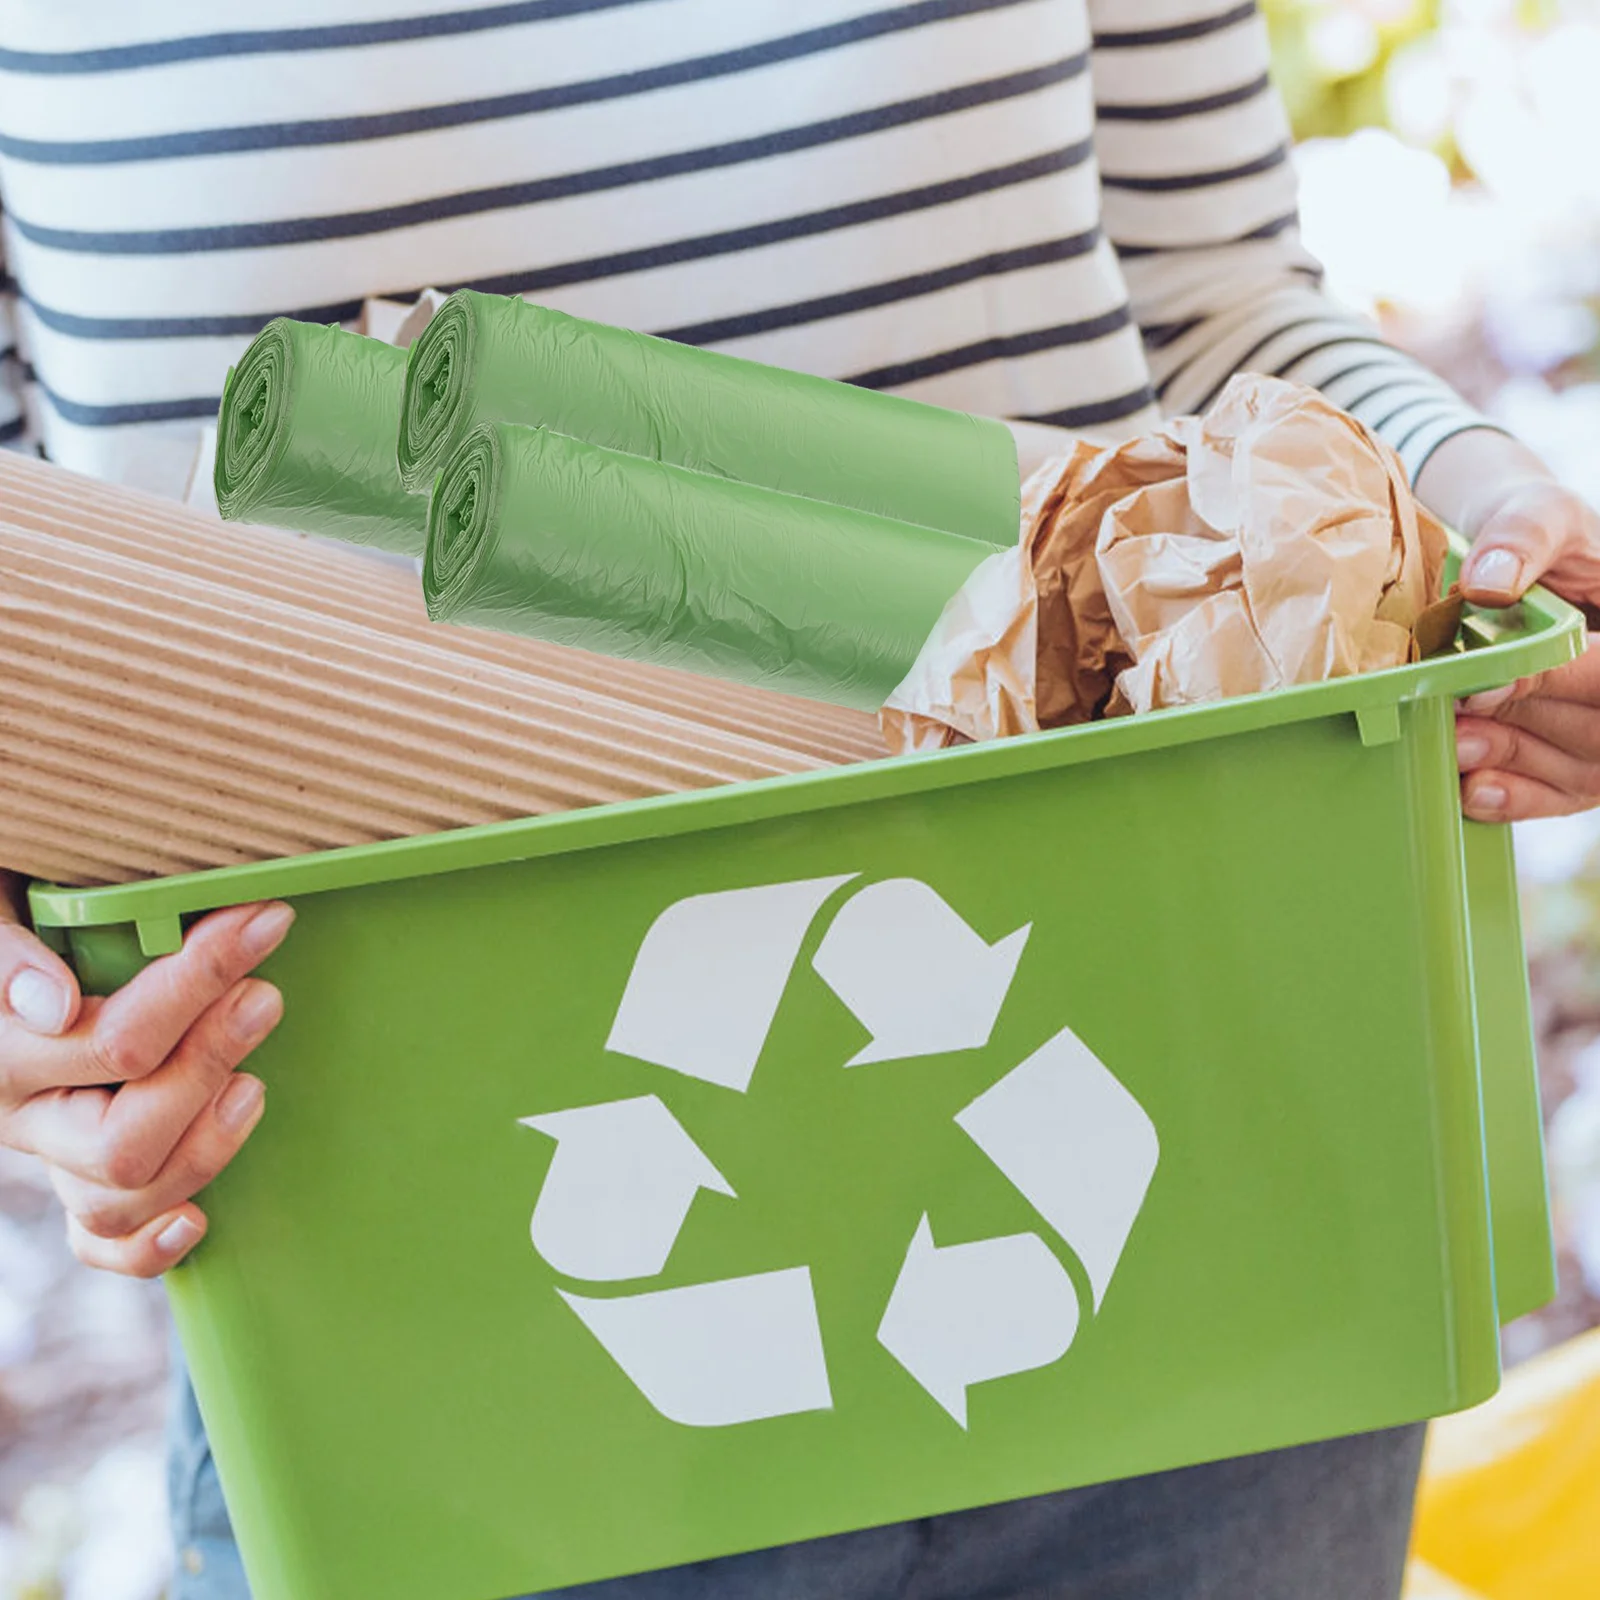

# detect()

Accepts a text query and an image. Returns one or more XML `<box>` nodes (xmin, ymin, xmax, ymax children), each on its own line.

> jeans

<box><xmin>169</xmin><ymin>1358</ymin><xmax>1424</xmax><ymax>1600</ymax></box>
<box><xmin>167</xmin><ymin>1362</ymin><xmax>253</xmax><ymax>1600</ymax></box>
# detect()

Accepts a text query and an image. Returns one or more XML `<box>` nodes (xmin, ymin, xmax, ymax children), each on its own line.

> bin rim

<box><xmin>29</xmin><ymin>576</ymin><xmax>1583</xmax><ymax>950</ymax></box>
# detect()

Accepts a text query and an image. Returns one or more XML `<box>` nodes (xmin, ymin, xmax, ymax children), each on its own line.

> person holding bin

<box><xmin>3</xmin><ymin>2</ymin><xmax>1600</xmax><ymax>1597</ymax></box>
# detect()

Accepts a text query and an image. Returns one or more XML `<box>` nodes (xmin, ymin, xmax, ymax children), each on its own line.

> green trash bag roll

<box><xmin>423</xmin><ymin>423</ymin><xmax>995</xmax><ymax>711</ymax></box>
<box><xmin>399</xmin><ymin>290</ymin><xmax>1020</xmax><ymax>546</ymax></box>
<box><xmin>215</xmin><ymin>319</ymin><xmax>427</xmax><ymax>556</ymax></box>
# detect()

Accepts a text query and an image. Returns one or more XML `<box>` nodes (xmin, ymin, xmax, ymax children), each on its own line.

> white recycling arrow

<box><xmin>955</xmin><ymin>1025</ymin><xmax>1159</xmax><ymax>1310</ymax></box>
<box><xmin>607</xmin><ymin>875</ymin><xmax>855</xmax><ymax>1091</ymax></box>
<box><xmin>560</xmin><ymin>1267</ymin><xmax>833</xmax><ymax>1427</ymax></box>
<box><xmin>877</xmin><ymin>1215</ymin><xmax>1079</xmax><ymax>1427</ymax></box>
<box><xmin>521</xmin><ymin>1095</ymin><xmax>734</xmax><ymax>1281</ymax></box>
<box><xmin>811</xmin><ymin>879</ymin><xmax>1030</xmax><ymax>1065</ymax></box>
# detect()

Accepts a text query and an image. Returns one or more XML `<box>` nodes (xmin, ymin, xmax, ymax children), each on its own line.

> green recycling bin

<box><xmin>30</xmin><ymin>578</ymin><xmax>1581</xmax><ymax>1600</ymax></box>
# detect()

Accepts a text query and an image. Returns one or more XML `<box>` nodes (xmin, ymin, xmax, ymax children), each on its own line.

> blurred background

<box><xmin>4</xmin><ymin>0</ymin><xmax>1600</xmax><ymax>1594</ymax></box>
<box><xmin>1267</xmin><ymin>0</ymin><xmax>1600</xmax><ymax>1359</ymax></box>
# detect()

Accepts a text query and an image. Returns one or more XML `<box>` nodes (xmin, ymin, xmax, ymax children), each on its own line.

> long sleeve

<box><xmin>0</xmin><ymin>209</ymin><xmax>24</xmax><ymax>452</ymax></box>
<box><xmin>1088</xmin><ymin>0</ymin><xmax>1493</xmax><ymax>481</ymax></box>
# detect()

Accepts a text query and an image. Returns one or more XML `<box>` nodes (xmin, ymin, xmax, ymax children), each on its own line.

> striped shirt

<box><xmin>0</xmin><ymin>0</ymin><xmax>1486</xmax><ymax>501</ymax></box>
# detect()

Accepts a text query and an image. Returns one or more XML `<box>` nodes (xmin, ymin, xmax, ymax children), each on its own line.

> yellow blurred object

<box><xmin>1404</xmin><ymin>1560</ymin><xmax>1486</xmax><ymax>1599</ymax></box>
<box><xmin>1405</xmin><ymin>1327</ymin><xmax>1600</xmax><ymax>1599</ymax></box>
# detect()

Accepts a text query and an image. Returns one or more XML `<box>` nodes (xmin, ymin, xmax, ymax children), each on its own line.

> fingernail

<box><xmin>216</xmin><ymin>1075</ymin><xmax>265</xmax><ymax>1133</ymax></box>
<box><xmin>1468</xmin><ymin>548</ymin><xmax>1525</xmax><ymax>598</ymax></box>
<box><xmin>229</xmin><ymin>983</ymin><xmax>282</xmax><ymax>1044</ymax></box>
<box><xmin>1468</xmin><ymin>783</ymin><xmax>1508</xmax><ymax>818</ymax></box>
<box><xmin>240</xmin><ymin>903</ymin><xmax>294</xmax><ymax>961</ymax></box>
<box><xmin>1462</xmin><ymin>685</ymin><xmax>1515</xmax><ymax>714</ymax></box>
<box><xmin>6</xmin><ymin>967</ymin><xmax>72</xmax><ymax>1034</ymax></box>
<box><xmin>156</xmin><ymin>1215</ymin><xmax>203</xmax><ymax>1257</ymax></box>
<box><xmin>1456</xmin><ymin>732</ymin><xmax>1491</xmax><ymax>766</ymax></box>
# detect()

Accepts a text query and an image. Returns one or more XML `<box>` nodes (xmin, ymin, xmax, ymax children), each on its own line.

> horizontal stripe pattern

<box><xmin>4</xmin><ymin>57</ymin><xmax>1089</xmax><ymax>252</ymax></box>
<box><xmin>0</xmin><ymin>218</ymin><xmax>25</xmax><ymax>449</ymax></box>
<box><xmin>1273</xmin><ymin>339</ymin><xmax>1494</xmax><ymax>480</ymax></box>
<box><xmin>0</xmin><ymin>3</ymin><xmax>1076</xmax><ymax>228</ymax></box>
<box><xmin>1090</xmin><ymin>0</ymin><xmax>1484</xmax><ymax>479</ymax></box>
<box><xmin>1091</xmin><ymin>0</ymin><xmax>1255</xmax><ymax>46</ymax></box>
<box><xmin>17</xmin><ymin>148</ymin><xmax>1092</xmax><ymax>342</ymax></box>
<box><xmin>1023</xmin><ymin>385</ymin><xmax>1159</xmax><ymax>429</ymax></box>
<box><xmin>1095</xmin><ymin>69</ymin><xmax>1268</xmax><ymax>120</ymax></box>
<box><xmin>0</xmin><ymin>0</ymin><xmax>1489</xmax><ymax>497</ymax></box>
<box><xmin>1094</xmin><ymin>90</ymin><xmax>1284</xmax><ymax>176</ymax></box>
<box><xmin>1100</xmin><ymin>141</ymin><xmax>1288</xmax><ymax>193</ymax></box>
<box><xmin>848</xmin><ymin>304</ymin><xmax>1133</xmax><ymax>388</ymax></box>
<box><xmin>0</xmin><ymin>2</ymin><xmax>662</xmax><ymax>73</ymax></box>
<box><xmin>656</xmin><ymin>231</ymin><xmax>1102</xmax><ymax>346</ymax></box>
<box><xmin>0</xmin><ymin>0</ymin><xmax>904</xmax><ymax>145</ymax></box>
<box><xmin>36</xmin><ymin>386</ymin><xmax>224</xmax><ymax>428</ymax></box>
<box><xmin>0</xmin><ymin>0</ymin><xmax>1032</xmax><ymax>163</ymax></box>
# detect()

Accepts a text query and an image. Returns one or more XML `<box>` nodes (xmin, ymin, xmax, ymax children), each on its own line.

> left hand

<box><xmin>1415</xmin><ymin>430</ymin><xmax>1600</xmax><ymax>822</ymax></box>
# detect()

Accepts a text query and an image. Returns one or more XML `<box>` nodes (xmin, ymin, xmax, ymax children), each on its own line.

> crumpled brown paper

<box><xmin>878</xmin><ymin>546</ymin><xmax>1037</xmax><ymax>753</ymax></box>
<box><xmin>882</xmin><ymin>374</ymin><xmax>1452</xmax><ymax>751</ymax></box>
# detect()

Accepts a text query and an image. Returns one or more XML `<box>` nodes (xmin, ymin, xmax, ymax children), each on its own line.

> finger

<box><xmin>97</xmin><ymin>982</ymin><xmax>279</xmax><ymax>1187</ymax></box>
<box><xmin>0</xmin><ymin>874</ymin><xmax>82</xmax><ymax>1039</ymax></box>
<box><xmin>0</xmin><ymin>997</ymin><xmax>110</xmax><ymax>1104</ymax></box>
<box><xmin>1460</xmin><ymin>635</ymin><xmax>1600</xmax><ymax>716</ymax></box>
<box><xmin>3</xmin><ymin>980</ymin><xmax>281</xmax><ymax>1185</ymax></box>
<box><xmin>1460</xmin><ymin>495</ymin><xmax>1571</xmax><ymax>605</ymax></box>
<box><xmin>52</xmin><ymin>1072</ymin><xmax>266</xmax><ymax>1240</ymax></box>
<box><xmin>0</xmin><ymin>901</ymin><xmax>293</xmax><ymax>1099</ymax></box>
<box><xmin>88</xmin><ymin>902</ymin><xmax>292</xmax><ymax>1085</ymax></box>
<box><xmin>66</xmin><ymin>1203</ymin><xmax>207</xmax><ymax>1279</ymax></box>
<box><xmin>1491</xmin><ymin>693</ymin><xmax>1600</xmax><ymax>766</ymax></box>
<box><xmin>1456</xmin><ymin>714</ymin><xmax>1600</xmax><ymax>805</ymax></box>
<box><xmin>1461</xmin><ymin>768</ymin><xmax>1589</xmax><ymax>823</ymax></box>
<box><xmin>0</xmin><ymin>903</ymin><xmax>290</xmax><ymax>1099</ymax></box>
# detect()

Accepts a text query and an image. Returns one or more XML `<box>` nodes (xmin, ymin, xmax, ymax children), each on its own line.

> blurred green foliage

<box><xmin>1262</xmin><ymin>0</ymin><xmax>1439</xmax><ymax>141</ymax></box>
<box><xmin>1263</xmin><ymin>0</ymin><xmax>1569</xmax><ymax>147</ymax></box>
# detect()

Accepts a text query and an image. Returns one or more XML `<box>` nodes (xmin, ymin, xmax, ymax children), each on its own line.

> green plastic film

<box><xmin>215</xmin><ymin>319</ymin><xmax>427</xmax><ymax>556</ymax></box>
<box><xmin>423</xmin><ymin>423</ymin><xmax>993</xmax><ymax>711</ymax></box>
<box><xmin>398</xmin><ymin>290</ymin><xmax>1020</xmax><ymax>545</ymax></box>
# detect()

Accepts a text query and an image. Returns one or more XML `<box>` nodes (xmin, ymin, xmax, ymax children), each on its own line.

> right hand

<box><xmin>0</xmin><ymin>880</ymin><xmax>293</xmax><ymax>1277</ymax></box>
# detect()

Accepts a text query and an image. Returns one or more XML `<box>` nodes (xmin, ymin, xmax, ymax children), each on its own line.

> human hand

<box><xmin>1455</xmin><ymin>641</ymin><xmax>1600</xmax><ymax>822</ymax></box>
<box><xmin>0</xmin><ymin>880</ymin><xmax>292</xmax><ymax>1276</ymax></box>
<box><xmin>1416</xmin><ymin>430</ymin><xmax>1600</xmax><ymax>822</ymax></box>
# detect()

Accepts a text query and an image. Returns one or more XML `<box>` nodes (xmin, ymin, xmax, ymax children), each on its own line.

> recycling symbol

<box><xmin>522</xmin><ymin>875</ymin><xmax>1159</xmax><ymax>1429</ymax></box>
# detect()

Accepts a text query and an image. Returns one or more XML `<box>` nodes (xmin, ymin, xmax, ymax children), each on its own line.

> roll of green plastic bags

<box><xmin>423</xmin><ymin>423</ymin><xmax>994</xmax><ymax>711</ymax></box>
<box><xmin>399</xmin><ymin>290</ymin><xmax>1020</xmax><ymax>545</ymax></box>
<box><xmin>214</xmin><ymin>318</ymin><xmax>427</xmax><ymax>556</ymax></box>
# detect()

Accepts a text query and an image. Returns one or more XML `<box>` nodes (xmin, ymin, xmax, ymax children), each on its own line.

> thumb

<box><xmin>0</xmin><ymin>874</ymin><xmax>82</xmax><ymax>1037</ymax></box>
<box><xmin>1459</xmin><ymin>489</ymin><xmax>1567</xmax><ymax>606</ymax></box>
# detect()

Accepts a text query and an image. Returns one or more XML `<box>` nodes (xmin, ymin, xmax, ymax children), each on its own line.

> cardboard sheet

<box><xmin>0</xmin><ymin>453</ymin><xmax>885</xmax><ymax>886</ymax></box>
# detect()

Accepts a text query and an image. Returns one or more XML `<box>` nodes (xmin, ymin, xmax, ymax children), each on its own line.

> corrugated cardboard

<box><xmin>0</xmin><ymin>453</ymin><xmax>885</xmax><ymax>886</ymax></box>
